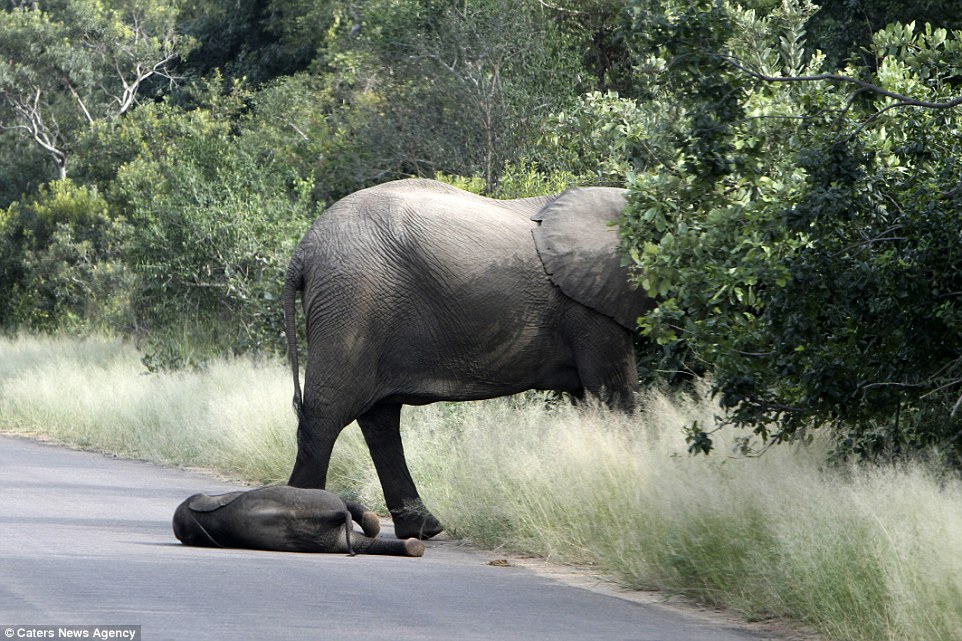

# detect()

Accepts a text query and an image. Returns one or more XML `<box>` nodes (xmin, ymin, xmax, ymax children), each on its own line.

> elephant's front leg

<box><xmin>357</xmin><ymin>402</ymin><xmax>444</xmax><ymax>540</ymax></box>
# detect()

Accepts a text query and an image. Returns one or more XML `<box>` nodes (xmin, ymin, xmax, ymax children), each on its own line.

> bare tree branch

<box><xmin>537</xmin><ymin>0</ymin><xmax>587</xmax><ymax>15</ymax></box>
<box><xmin>65</xmin><ymin>81</ymin><xmax>94</xmax><ymax>124</ymax></box>
<box><xmin>114</xmin><ymin>60</ymin><xmax>152</xmax><ymax>114</ymax></box>
<box><xmin>2</xmin><ymin>88</ymin><xmax>67</xmax><ymax>178</ymax></box>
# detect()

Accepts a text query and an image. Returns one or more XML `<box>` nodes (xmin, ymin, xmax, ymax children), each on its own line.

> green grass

<box><xmin>2</xmin><ymin>334</ymin><xmax>961</xmax><ymax>641</ymax></box>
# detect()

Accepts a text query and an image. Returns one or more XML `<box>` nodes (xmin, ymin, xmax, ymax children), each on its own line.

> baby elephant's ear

<box><xmin>532</xmin><ymin>187</ymin><xmax>653</xmax><ymax>330</ymax></box>
<box><xmin>187</xmin><ymin>491</ymin><xmax>245</xmax><ymax>512</ymax></box>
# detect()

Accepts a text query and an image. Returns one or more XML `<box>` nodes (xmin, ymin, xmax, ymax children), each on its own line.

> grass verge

<box><xmin>1</xmin><ymin>334</ymin><xmax>960</xmax><ymax>641</ymax></box>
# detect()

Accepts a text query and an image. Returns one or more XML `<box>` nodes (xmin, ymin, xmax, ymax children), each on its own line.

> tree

<box><xmin>806</xmin><ymin>0</ymin><xmax>962</xmax><ymax>70</ymax></box>
<box><xmin>101</xmin><ymin>82</ymin><xmax>315</xmax><ymax>364</ymax></box>
<box><xmin>538</xmin><ymin>0</ymin><xmax>638</xmax><ymax>95</ymax></box>
<box><xmin>178</xmin><ymin>0</ymin><xmax>347</xmax><ymax>85</ymax></box>
<box><xmin>0</xmin><ymin>0</ymin><xmax>190</xmax><ymax>180</ymax></box>
<box><xmin>612</xmin><ymin>0</ymin><xmax>962</xmax><ymax>462</ymax></box>
<box><xmin>346</xmin><ymin>0</ymin><xmax>583</xmax><ymax>191</ymax></box>
<box><xmin>238</xmin><ymin>71</ymin><xmax>382</xmax><ymax>205</ymax></box>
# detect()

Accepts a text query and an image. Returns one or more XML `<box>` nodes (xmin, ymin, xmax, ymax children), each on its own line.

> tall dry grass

<box><xmin>1</xmin><ymin>334</ymin><xmax>961</xmax><ymax>641</ymax></box>
<box><xmin>0</xmin><ymin>334</ymin><xmax>297</xmax><ymax>482</ymax></box>
<box><xmin>393</xmin><ymin>393</ymin><xmax>962</xmax><ymax>641</ymax></box>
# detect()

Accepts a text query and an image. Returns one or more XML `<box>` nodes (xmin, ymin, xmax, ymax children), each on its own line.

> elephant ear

<box><xmin>532</xmin><ymin>187</ymin><xmax>652</xmax><ymax>330</ymax></box>
<box><xmin>187</xmin><ymin>491</ymin><xmax>245</xmax><ymax>513</ymax></box>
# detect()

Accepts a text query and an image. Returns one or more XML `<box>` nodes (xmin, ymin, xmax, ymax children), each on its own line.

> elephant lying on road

<box><xmin>172</xmin><ymin>486</ymin><xmax>425</xmax><ymax>556</ymax></box>
<box><xmin>283</xmin><ymin>179</ymin><xmax>652</xmax><ymax>540</ymax></box>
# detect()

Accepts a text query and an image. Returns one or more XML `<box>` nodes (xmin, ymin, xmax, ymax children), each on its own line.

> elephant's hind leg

<box><xmin>288</xmin><ymin>373</ymin><xmax>366</xmax><ymax>489</ymax></box>
<box><xmin>357</xmin><ymin>402</ymin><xmax>443</xmax><ymax>540</ymax></box>
<box><xmin>345</xmin><ymin>500</ymin><xmax>381</xmax><ymax>538</ymax></box>
<box><xmin>351</xmin><ymin>533</ymin><xmax>426</xmax><ymax>557</ymax></box>
<box><xmin>288</xmin><ymin>419</ymin><xmax>342</xmax><ymax>489</ymax></box>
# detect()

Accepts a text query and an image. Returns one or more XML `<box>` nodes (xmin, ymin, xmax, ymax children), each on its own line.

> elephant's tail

<box><xmin>283</xmin><ymin>253</ymin><xmax>305</xmax><ymax>424</ymax></box>
<box><xmin>343</xmin><ymin>509</ymin><xmax>355</xmax><ymax>556</ymax></box>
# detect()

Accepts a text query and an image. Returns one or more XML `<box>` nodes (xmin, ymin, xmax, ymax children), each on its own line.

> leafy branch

<box><xmin>717</xmin><ymin>53</ymin><xmax>962</xmax><ymax>110</ymax></box>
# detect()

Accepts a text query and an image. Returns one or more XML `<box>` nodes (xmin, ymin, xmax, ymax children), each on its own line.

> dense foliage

<box><xmin>2</xmin><ymin>0</ymin><xmax>962</xmax><ymax>463</ymax></box>
<box><xmin>619</xmin><ymin>1</ymin><xmax>962</xmax><ymax>463</ymax></box>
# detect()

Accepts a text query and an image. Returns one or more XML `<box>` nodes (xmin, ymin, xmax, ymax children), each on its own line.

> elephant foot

<box><xmin>359</xmin><ymin>510</ymin><xmax>381</xmax><ymax>538</ymax></box>
<box><xmin>404</xmin><ymin>539</ymin><xmax>426</xmax><ymax>557</ymax></box>
<box><xmin>391</xmin><ymin>507</ymin><xmax>444</xmax><ymax>540</ymax></box>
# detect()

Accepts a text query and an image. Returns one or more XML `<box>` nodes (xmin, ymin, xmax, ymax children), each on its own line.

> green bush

<box><xmin>77</xmin><ymin>84</ymin><xmax>317</xmax><ymax>366</ymax></box>
<box><xmin>434</xmin><ymin>161</ymin><xmax>580</xmax><ymax>199</ymax></box>
<box><xmin>0</xmin><ymin>179</ymin><xmax>133</xmax><ymax>332</ymax></box>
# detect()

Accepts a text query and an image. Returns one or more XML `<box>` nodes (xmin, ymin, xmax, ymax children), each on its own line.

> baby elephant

<box><xmin>172</xmin><ymin>486</ymin><xmax>425</xmax><ymax>557</ymax></box>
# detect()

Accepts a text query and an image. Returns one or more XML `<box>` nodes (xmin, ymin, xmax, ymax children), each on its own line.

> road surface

<box><xmin>0</xmin><ymin>434</ymin><xmax>783</xmax><ymax>640</ymax></box>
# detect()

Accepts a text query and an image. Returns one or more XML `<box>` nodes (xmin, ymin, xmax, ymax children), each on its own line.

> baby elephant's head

<box><xmin>172</xmin><ymin>493</ymin><xmax>217</xmax><ymax>547</ymax></box>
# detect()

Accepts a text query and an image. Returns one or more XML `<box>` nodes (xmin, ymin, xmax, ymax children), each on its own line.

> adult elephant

<box><xmin>283</xmin><ymin>178</ymin><xmax>652</xmax><ymax>539</ymax></box>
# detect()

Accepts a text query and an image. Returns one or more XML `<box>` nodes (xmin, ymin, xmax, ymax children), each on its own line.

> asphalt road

<box><xmin>0</xmin><ymin>434</ymin><xmax>781</xmax><ymax>641</ymax></box>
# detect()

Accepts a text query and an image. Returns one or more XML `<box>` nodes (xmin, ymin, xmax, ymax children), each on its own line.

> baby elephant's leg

<box><xmin>345</xmin><ymin>500</ymin><xmax>380</xmax><ymax>538</ymax></box>
<box><xmin>351</xmin><ymin>534</ymin><xmax>425</xmax><ymax>557</ymax></box>
<box><xmin>341</xmin><ymin>499</ymin><xmax>423</xmax><ymax>556</ymax></box>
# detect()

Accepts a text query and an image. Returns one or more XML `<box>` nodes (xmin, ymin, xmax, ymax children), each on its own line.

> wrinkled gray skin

<box><xmin>172</xmin><ymin>486</ymin><xmax>425</xmax><ymax>556</ymax></box>
<box><xmin>283</xmin><ymin>179</ymin><xmax>652</xmax><ymax>540</ymax></box>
